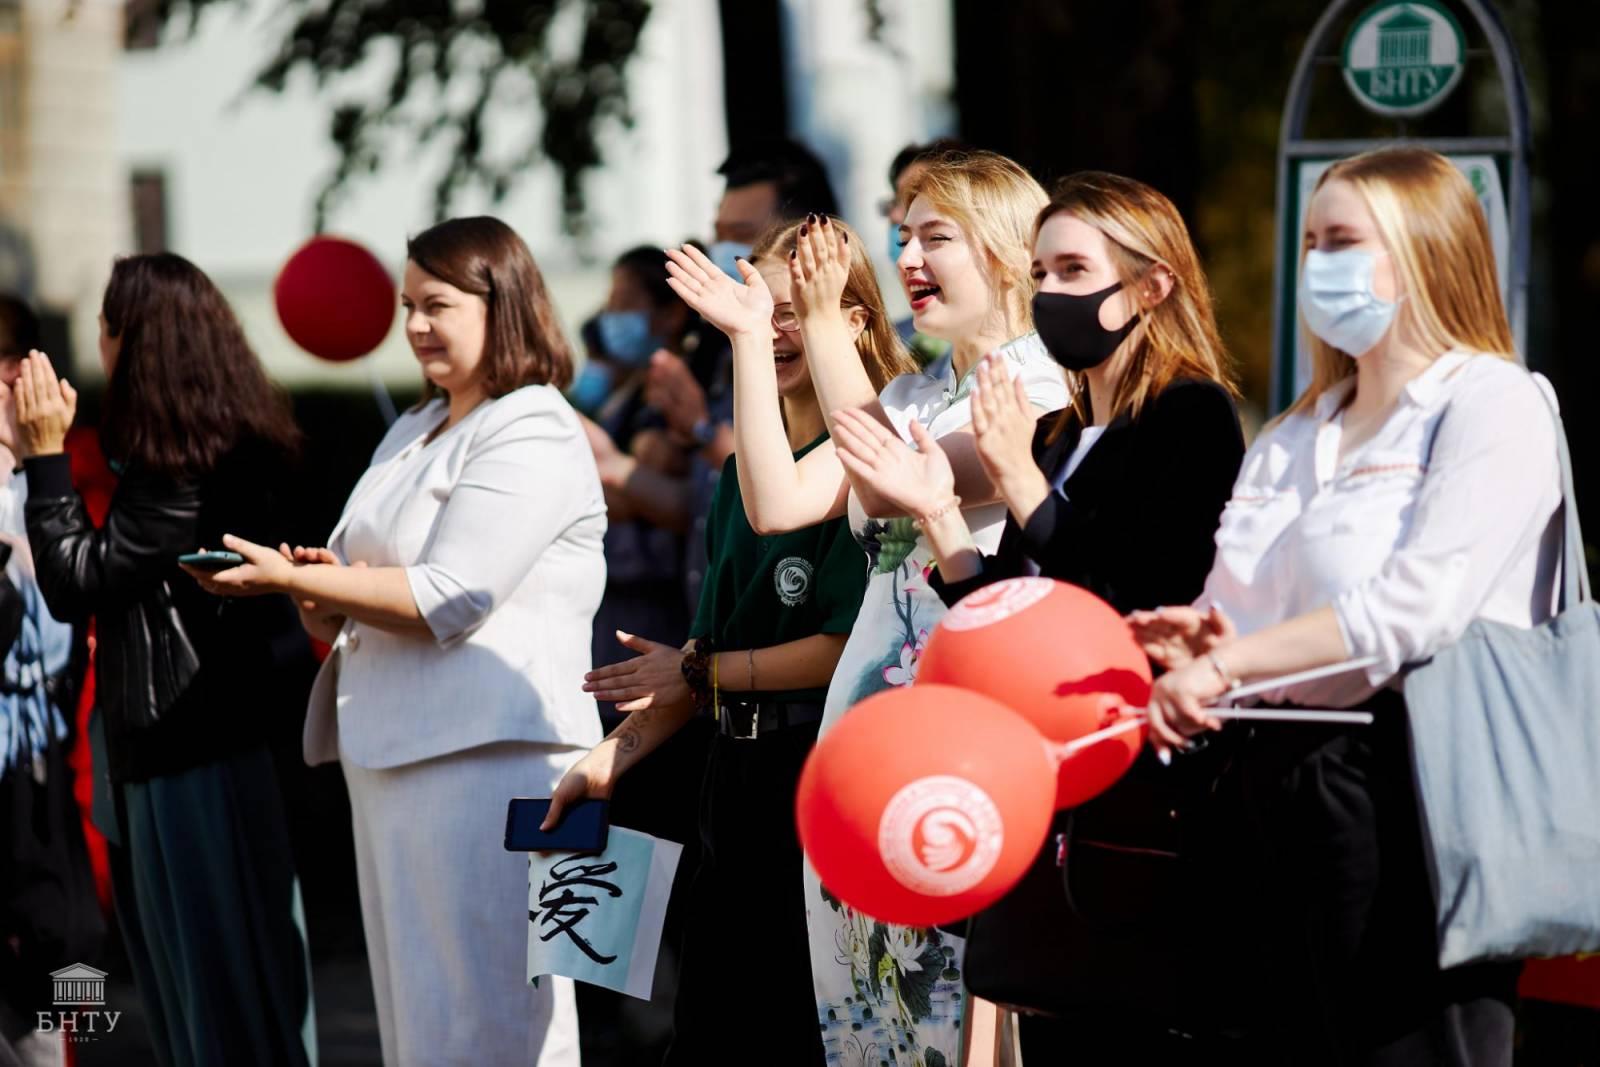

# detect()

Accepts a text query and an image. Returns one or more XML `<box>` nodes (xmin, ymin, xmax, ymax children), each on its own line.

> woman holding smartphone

<box><xmin>196</xmin><ymin>217</ymin><xmax>603</xmax><ymax>1067</ymax></box>
<box><xmin>545</xmin><ymin>216</ymin><xmax>912</xmax><ymax>1065</ymax></box>
<box><xmin>13</xmin><ymin>254</ymin><xmax>312</xmax><ymax>1066</ymax></box>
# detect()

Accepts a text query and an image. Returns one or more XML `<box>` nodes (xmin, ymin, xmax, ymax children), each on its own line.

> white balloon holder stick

<box><xmin>1050</xmin><ymin>657</ymin><xmax>1385</xmax><ymax>760</ymax></box>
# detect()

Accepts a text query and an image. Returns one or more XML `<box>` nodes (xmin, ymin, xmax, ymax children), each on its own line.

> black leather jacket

<box><xmin>23</xmin><ymin>439</ymin><xmax>301</xmax><ymax>784</ymax></box>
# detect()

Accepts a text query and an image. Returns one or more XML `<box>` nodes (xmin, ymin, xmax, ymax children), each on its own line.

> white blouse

<box><xmin>1201</xmin><ymin>351</ymin><xmax>1564</xmax><ymax>707</ymax></box>
<box><xmin>304</xmin><ymin>386</ymin><xmax>607</xmax><ymax>769</ymax></box>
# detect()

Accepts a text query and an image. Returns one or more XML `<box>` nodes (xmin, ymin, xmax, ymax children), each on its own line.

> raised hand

<box><xmin>970</xmin><ymin>352</ymin><xmax>1041</xmax><ymax>494</ymax></box>
<box><xmin>1124</xmin><ymin>604</ymin><xmax>1237</xmax><ymax>670</ymax></box>
<box><xmin>831</xmin><ymin>408</ymin><xmax>955</xmax><ymax>520</ymax></box>
<box><xmin>12</xmin><ymin>353</ymin><xmax>76</xmax><ymax>458</ymax></box>
<box><xmin>789</xmin><ymin>214</ymin><xmax>851</xmax><ymax>321</ymax></box>
<box><xmin>664</xmin><ymin>243</ymin><xmax>774</xmax><ymax>339</ymax></box>
<box><xmin>581</xmin><ymin>631</ymin><xmax>691</xmax><ymax>713</ymax></box>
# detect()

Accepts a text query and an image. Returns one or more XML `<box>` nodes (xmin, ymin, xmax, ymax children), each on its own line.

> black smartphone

<box><xmin>504</xmin><ymin>797</ymin><xmax>609</xmax><ymax>853</ymax></box>
<box><xmin>178</xmin><ymin>550</ymin><xmax>245</xmax><ymax>571</ymax></box>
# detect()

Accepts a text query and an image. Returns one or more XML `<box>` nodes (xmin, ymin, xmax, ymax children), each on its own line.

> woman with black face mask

<box><xmin>830</xmin><ymin>171</ymin><xmax>1247</xmax><ymax>1062</ymax></box>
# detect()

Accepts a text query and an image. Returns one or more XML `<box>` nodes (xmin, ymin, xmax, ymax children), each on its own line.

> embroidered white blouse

<box><xmin>1200</xmin><ymin>351</ymin><xmax>1564</xmax><ymax>707</ymax></box>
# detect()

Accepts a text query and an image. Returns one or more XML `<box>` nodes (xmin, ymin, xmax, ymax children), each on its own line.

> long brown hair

<box><xmin>751</xmin><ymin>218</ymin><xmax>918</xmax><ymax>392</ymax></box>
<box><xmin>100</xmin><ymin>253</ymin><xmax>300</xmax><ymax>477</ymax></box>
<box><xmin>1037</xmin><ymin>172</ymin><xmax>1236</xmax><ymax>440</ymax></box>
<box><xmin>1287</xmin><ymin>147</ymin><xmax>1514</xmax><ymax>416</ymax></box>
<box><xmin>406</xmin><ymin>217</ymin><xmax>574</xmax><ymax>401</ymax></box>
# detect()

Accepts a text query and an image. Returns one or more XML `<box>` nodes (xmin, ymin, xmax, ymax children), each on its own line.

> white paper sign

<box><xmin>527</xmin><ymin>827</ymin><xmax>682</xmax><ymax>1001</ymax></box>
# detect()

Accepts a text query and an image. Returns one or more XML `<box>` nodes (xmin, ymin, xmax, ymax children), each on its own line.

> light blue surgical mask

<box><xmin>595</xmin><ymin>310</ymin><xmax>658</xmax><ymax>366</ymax></box>
<box><xmin>886</xmin><ymin>222</ymin><xmax>903</xmax><ymax>267</ymax></box>
<box><xmin>566</xmin><ymin>360</ymin><xmax>614</xmax><ymax>415</ymax></box>
<box><xmin>708</xmin><ymin>240</ymin><xmax>754</xmax><ymax>281</ymax></box>
<box><xmin>1298</xmin><ymin>248</ymin><xmax>1399</xmax><ymax>357</ymax></box>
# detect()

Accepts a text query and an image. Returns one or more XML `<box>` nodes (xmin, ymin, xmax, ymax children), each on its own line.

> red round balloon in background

<box><xmin>274</xmin><ymin>236</ymin><xmax>396</xmax><ymax>362</ymax></box>
<box><xmin>796</xmin><ymin>684</ymin><xmax>1056</xmax><ymax>927</ymax></box>
<box><xmin>916</xmin><ymin>577</ymin><xmax>1152</xmax><ymax>809</ymax></box>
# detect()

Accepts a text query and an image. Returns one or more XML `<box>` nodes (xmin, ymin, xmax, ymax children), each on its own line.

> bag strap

<box><xmin>1530</xmin><ymin>374</ymin><xmax>1589</xmax><ymax>609</ymax></box>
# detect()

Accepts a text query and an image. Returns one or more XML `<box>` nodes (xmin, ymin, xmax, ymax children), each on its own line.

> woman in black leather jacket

<box><xmin>11</xmin><ymin>254</ymin><xmax>314</xmax><ymax>1066</ymax></box>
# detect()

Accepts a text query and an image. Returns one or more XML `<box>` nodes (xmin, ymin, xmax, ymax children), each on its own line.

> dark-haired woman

<box><xmin>198</xmin><ymin>217</ymin><xmax>601</xmax><ymax>1066</ymax></box>
<box><xmin>13</xmin><ymin>254</ymin><xmax>313</xmax><ymax>1066</ymax></box>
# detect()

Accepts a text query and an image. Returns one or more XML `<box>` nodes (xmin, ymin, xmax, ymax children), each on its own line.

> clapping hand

<box><xmin>12</xmin><ymin>353</ymin><xmax>76</xmax><ymax>458</ymax></box>
<box><xmin>831</xmin><ymin>408</ymin><xmax>955</xmax><ymax>520</ymax></box>
<box><xmin>664</xmin><ymin>244</ymin><xmax>774</xmax><ymax>339</ymax></box>
<box><xmin>788</xmin><ymin>214</ymin><xmax>851</xmax><ymax>322</ymax></box>
<box><xmin>970</xmin><ymin>353</ymin><xmax>1040</xmax><ymax>493</ymax></box>
<box><xmin>581</xmin><ymin>631</ymin><xmax>691</xmax><ymax>713</ymax></box>
<box><xmin>1124</xmin><ymin>604</ymin><xmax>1236</xmax><ymax>671</ymax></box>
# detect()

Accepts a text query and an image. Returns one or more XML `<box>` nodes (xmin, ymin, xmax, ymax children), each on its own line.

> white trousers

<box><xmin>342</xmin><ymin>741</ymin><xmax>583</xmax><ymax>1067</ymax></box>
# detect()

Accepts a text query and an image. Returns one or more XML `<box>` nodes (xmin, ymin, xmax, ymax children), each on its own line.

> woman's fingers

<box><xmin>586</xmin><ymin>683</ymin><xmax>649</xmax><ymax>703</ymax></box>
<box><xmin>829</xmin><ymin>412</ymin><xmax>877</xmax><ymax>463</ymax></box>
<box><xmin>615</xmin><ymin>630</ymin><xmax>669</xmax><ymax>656</ymax></box>
<box><xmin>670</xmin><ymin>245</ymin><xmax>718</xmax><ymax>288</ymax></box>
<box><xmin>614</xmin><ymin>694</ymin><xmax>656</xmax><ymax>713</ymax></box>
<box><xmin>797</xmin><ymin>219</ymin><xmax>819</xmax><ymax>281</ymax></box>
<box><xmin>583</xmin><ymin>660</ymin><xmax>640</xmax><ymax>686</ymax></box>
<box><xmin>906</xmin><ymin>417</ymin><xmax>945</xmax><ymax>461</ymax></box>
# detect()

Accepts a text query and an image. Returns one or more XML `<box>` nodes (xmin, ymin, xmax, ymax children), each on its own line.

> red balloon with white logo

<box><xmin>274</xmin><ymin>235</ymin><xmax>397</xmax><ymax>362</ymax></box>
<box><xmin>915</xmin><ymin>577</ymin><xmax>1151</xmax><ymax>809</ymax></box>
<box><xmin>796</xmin><ymin>683</ymin><xmax>1055</xmax><ymax>927</ymax></box>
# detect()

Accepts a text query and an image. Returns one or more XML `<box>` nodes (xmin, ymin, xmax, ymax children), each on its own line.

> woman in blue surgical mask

<box><xmin>1127</xmin><ymin>147</ymin><xmax>1562</xmax><ymax>1064</ymax></box>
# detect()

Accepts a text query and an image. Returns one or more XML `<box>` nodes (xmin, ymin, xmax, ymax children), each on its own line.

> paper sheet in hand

<box><xmin>527</xmin><ymin>826</ymin><xmax>682</xmax><ymax>1000</ymax></box>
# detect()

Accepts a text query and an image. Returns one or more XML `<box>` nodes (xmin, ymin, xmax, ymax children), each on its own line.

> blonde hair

<box><xmin>1037</xmin><ymin>171</ymin><xmax>1237</xmax><ymax>438</ymax></box>
<box><xmin>1288</xmin><ymin>147</ymin><xmax>1514</xmax><ymax>416</ymax></box>
<box><xmin>752</xmin><ymin>218</ymin><xmax>919</xmax><ymax>392</ymax></box>
<box><xmin>904</xmin><ymin>150</ymin><xmax>1048</xmax><ymax>337</ymax></box>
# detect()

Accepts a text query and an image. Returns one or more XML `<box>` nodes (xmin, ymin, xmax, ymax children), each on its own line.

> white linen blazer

<box><xmin>304</xmin><ymin>385</ymin><xmax>607</xmax><ymax>769</ymax></box>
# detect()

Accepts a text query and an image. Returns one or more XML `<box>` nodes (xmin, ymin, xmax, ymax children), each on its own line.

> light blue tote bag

<box><xmin>1403</xmin><ymin>382</ymin><xmax>1600</xmax><ymax>968</ymax></box>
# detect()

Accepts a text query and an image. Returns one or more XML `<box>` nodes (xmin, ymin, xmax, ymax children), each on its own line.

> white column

<box><xmin>21</xmin><ymin>0</ymin><xmax>126</xmax><ymax>376</ymax></box>
<box><xmin>778</xmin><ymin>0</ymin><xmax>955</xmax><ymax>296</ymax></box>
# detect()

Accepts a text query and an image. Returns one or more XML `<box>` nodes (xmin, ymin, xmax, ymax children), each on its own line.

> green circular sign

<box><xmin>1341</xmin><ymin>0</ymin><xmax>1467</xmax><ymax>118</ymax></box>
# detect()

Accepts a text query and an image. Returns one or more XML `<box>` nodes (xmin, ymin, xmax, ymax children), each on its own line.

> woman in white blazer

<box><xmin>192</xmin><ymin>217</ymin><xmax>604</xmax><ymax>1067</ymax></box>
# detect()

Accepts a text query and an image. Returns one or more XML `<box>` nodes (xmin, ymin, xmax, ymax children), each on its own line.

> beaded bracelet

<box><xmin>680</xmin><ymin>638</ymin><xmax>716</xmax><ymax>713</ymax></box>
<box><xmin>914</xmin><ymin>495</ymin><xmax>962</xmax><ymax>530</ymax></box>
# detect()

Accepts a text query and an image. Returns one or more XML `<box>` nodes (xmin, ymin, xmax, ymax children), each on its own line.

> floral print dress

<box><xmin>804</xmin><ymin>333</ymin><xmax>1069</xmax><ymax>1066</ymax></box>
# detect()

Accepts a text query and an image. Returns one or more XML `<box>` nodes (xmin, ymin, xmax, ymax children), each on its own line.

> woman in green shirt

<box><xmin>545</xmin><ymin>217</ymin><xmax>915</xmax><ymax>1064</ymax></box>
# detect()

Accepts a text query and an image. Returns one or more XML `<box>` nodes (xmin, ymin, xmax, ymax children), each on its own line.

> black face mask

<box><xmin>1032</xmin><ymin>283</ymin><xmax>1140</xmax><ymax>372</ymax></box>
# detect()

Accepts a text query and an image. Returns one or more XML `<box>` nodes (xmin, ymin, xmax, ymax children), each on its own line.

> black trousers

<box><xmin>1236</xmin><ymin>694</ymin><xmax>1519</xmax><ymax>1067</ymax></box>
<box><xmin>663</xmin><ymin>722</ymin><xmax>824</xmax><ymax>1067</ymax></box>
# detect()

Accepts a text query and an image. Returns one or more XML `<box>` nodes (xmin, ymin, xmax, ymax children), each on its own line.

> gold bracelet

<box><xmin>914</xmin><ymin>495</ymin><xmax>962</xmax><ymax>530</ymax></box>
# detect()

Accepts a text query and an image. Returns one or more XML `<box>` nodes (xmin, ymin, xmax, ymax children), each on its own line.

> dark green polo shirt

<box><xmin>689</xmin><ymin>435</ymin><xmax>868</xmax><ymax>704</ymax></box>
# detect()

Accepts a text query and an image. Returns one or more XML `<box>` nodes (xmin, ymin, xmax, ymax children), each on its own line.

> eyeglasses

<box><xmin>772</xmin><ymin>304</ymin><xmax>866</xmax><ymax>333</ymax></box>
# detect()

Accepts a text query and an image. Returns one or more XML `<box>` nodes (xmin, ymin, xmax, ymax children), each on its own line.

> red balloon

<box><xmin>796</xmin><ymin>684</ymin><xmax>1055</xmax><ymax>927</ymax></box>
<box><xmin>916</xmin><ymin>577</ymin><xmax>1151</xmax><ymax>809</ymax></box>
<box><xmin>274</xmin><ymin>236</ymin><xmax>396</xmax><ymax>362</ymax></box>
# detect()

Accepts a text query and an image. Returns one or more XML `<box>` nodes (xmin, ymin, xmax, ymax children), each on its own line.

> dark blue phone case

<box><xmin>504</xmin><ymin>797</ymin><xmax>610</xmax><ymax>852</ymax></box>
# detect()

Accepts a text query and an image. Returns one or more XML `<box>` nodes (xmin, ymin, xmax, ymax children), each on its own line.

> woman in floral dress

<box><xmin>672</xmin><ymin>151</ymin><xmax>1068</xmax><ymax>1066</ymax></box>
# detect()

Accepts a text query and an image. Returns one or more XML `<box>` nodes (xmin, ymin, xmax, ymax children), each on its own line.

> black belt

<box><xmin>714</xmin><ymin>699</ymin><xmax>826</xmax><ymax>740</ymax></box>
